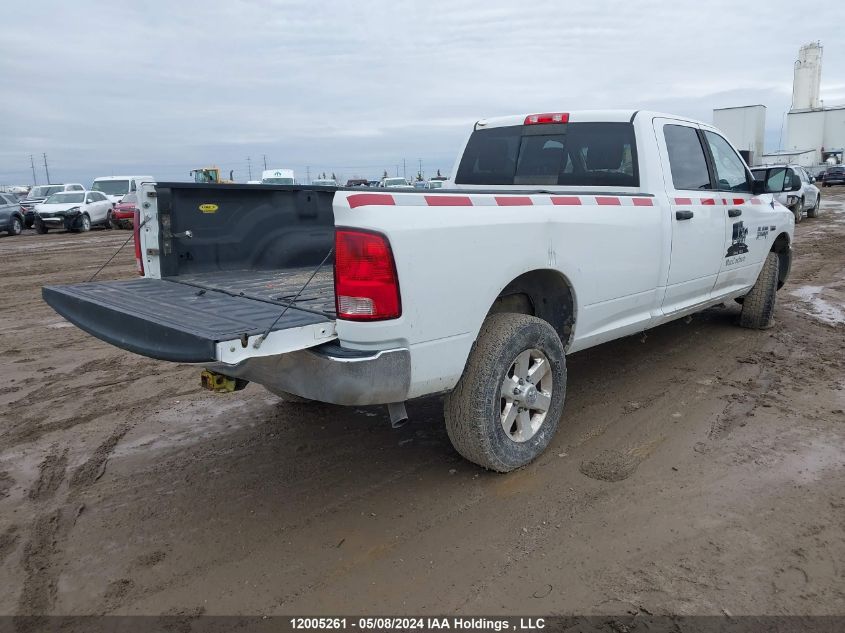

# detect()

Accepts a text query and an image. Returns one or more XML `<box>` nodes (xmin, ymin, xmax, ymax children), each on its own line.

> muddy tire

<box><xmin>7</xmin><ymin>215</ymin><xmax>22</xmax><ymax>236</ymax></box>
<box><xmin>444</xmin><ymin>313</ymin><xmax>566</xmax><ymax>472</ymax></box>
<box><xmin>34</xmin><ymin>220</ymin><xmax>48</xmax><ymax>234</ymax></box>
<box><xmin>106</xmin><ymin>211</ymin><xmax>117</xmax><ymax>229</ymax></box>
<box><xmin>266</xmin><ymin>387</ymin><xmax>312</xmax><ymax>404</ymax></box>
<box><xmin>792</xmin><ymin>198</ymin><xmax>804</xmax><ymax>224</ymax></box>
<box><xmin>740</xmin><ymin>252</ymin><xmax>779</xmax><ymax>330</ymax></box>
<box><xmin>79</xmin><ymin>213</ymin><xmax>91</xmax><ymax>232</ymax></box>
<box><xmin>807</xmin><ymin>195</ymin><xmax>819</xmax><ymax>218</ymax></box>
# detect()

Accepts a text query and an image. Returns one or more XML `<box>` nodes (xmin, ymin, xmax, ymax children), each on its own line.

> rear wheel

<box><xmin>34</xmin><ymin>220</ymin><xmax>48</xmax><ymax>234</ymax></box>
<box><xmin>106</xmin><ymin>211</ymin><xmax>117</xmax><ymax>229</ymax></box>
<box><xmin>7</xmin><ymin>216</ymin><xmax>22</xmax><ymax>236</ymax></box>
<box><xmin>444</xmin><ymin>313</ymin><xmax>566</xmax><ymax>472</ymax></box>
<box><xmin>740</xmin><ymin>252</ymin><xmax>779</xmax><ymax>330</ymax></box>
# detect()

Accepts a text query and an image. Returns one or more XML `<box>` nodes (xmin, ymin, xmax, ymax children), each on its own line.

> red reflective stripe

<box><xmin>632</xmin><ymin>198</ymin><xmax>653</xmax><ymax>207</ymax></box>
<box><xmin>596</xmin><ymin>196</ymin><xmax>621</xmax><ymax>206</ymax></box>
<box><xmin>733</xmin><ymin>198</ymin><xmax>746</xmax><ymax>205</ymax></box>
<box><xmin>495</xmin><ymin>196</ymin><xmax>533</xmax><ymax>206</ymax></box>
<box><xmin>347</xmin><ymin>193</ymin><xmax>395</xmax><ymax>209</ymax></box>
<box><xmin>701</xmin><ymin>198</ymin><xmax>716</xmax><ymax>205</ymax></box>
<box><xmin>550</xmin><ymin>196</ymin><xmax>581</xmax><ymax>205</ymax></box>
<box><xmin>674</xmin><ymin>197</ymin><xmax>692</xmax><ymax>205</ymax></box>
<box><xmin>424</xmin><ymin>195</ymin><xmax>472</xmax><ymax>206</ymax></box>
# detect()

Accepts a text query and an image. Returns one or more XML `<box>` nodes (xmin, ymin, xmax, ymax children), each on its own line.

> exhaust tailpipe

<box><xmin>387</xmin><ymin>402</ymin><xmax>408</xmax><ymax>428</ymax></box>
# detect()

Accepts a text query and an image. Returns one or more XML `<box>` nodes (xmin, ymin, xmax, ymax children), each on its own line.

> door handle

<box><xmin>675</xmin><ymin>210</ymin><xmax>694</xmax><ymax>220</ymax></box>
<box><xmin>728</xmin><ymin>208</ymin><xmax>742</xmax><ymax>217</ymax></box>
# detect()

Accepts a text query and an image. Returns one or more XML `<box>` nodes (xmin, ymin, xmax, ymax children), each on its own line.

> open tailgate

<box><xmin>42</xmin><ymin>278</ymin><xmax>336</xmax><ymax>364</ymax></box>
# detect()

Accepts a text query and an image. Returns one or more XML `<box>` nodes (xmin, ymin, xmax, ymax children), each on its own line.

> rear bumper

<box><xmin>209</xmin><ymin>342</ymin><xmax>411</xmax><ymax>406</ymax></box>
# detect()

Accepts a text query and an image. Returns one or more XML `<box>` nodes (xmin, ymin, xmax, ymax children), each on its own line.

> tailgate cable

<box><xmin>86</xmin><ymin>218</ymin><xmax>148</xmax><ymax>282</ymax></box>
<box><xmin>253</xmin><ymin>248</ymin><xmax>334</xmax><ymax>350</ymax></box>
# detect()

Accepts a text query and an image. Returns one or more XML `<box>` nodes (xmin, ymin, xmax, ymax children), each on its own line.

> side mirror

<box><xmin>809</xmin><ymin>176</ymin><xmax>816</xmax><ymax>183</ymax></box>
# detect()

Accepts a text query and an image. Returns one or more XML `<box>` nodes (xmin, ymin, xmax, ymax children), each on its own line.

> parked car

<box><xmin>34</xmin><ymin>191</ymin><xmax>114</xmax><ymax>233</ymax></box>
<box><xmin>425</xmin><ymin>180</ymin><xmax>445</xmax><ymax>189</ymax></box>
<box><xmin>44</xmin><ymin>110</ymin><xmax>794</xmax><ymax>472</ymax></box>
<box><xmin>345</xmin><ymin>179</ymin><xmax>369</xmax><ymax>187</ymax></box>
<box><xmin>311</xmin><ymin>179</ymin><xmax>338</xmax><ymax>186</ymax></box>
<box><xmin>0</xmin><ymin>192</ymin><xmax>25</xmax><ymax>236</ymax></box>
<box><xmin>751</xmin><ymin>164</ymin><xmax>820</xmax><ymax>223</ymax></box>
<box><xmin>111</xmin><ymin>192</ymin><xmax>138</xmax><ymax>229</ymax></box>
<box><xmin>380</xmin><ymin>177</ymin><xmax>413</xmax><ymax>188</ymax></box>
<box><xmin>91</xmin><ymin>176</ymin><xmax>154</xmax><ymax>204</ymax></box>
<box><xmin>20</xmin><ymin>183</ymin><xmax>85</xmax><ymax>228</ymax></box>
<box><xmin>821</xmin><ymin>165</ymin><xmax>845</xmax><ymax>187</ymax></box>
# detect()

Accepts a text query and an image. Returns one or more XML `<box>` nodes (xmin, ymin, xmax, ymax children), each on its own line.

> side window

<box><xmin>663</xmin><ymin>124</ymin><xmax>711</xmax><ymax>191</ymax></box>
<box><xmin>71</xmin><ymin>184</ymin><xmax>83</xmax><ymax>191</ymax></box>
<box><xmin>703</xmin><ymin>131</ymin><xmax>751</xmax><ymax>193</ymax></box>
<box><xmin>86</xmin><ymin>194</ymin><xmax>94</xmax><ymax>203</ymax></box>
<box><xmin>766</xmin><ymin>168</ymin><xmax>787</xmax><ymax>192</ymax></box>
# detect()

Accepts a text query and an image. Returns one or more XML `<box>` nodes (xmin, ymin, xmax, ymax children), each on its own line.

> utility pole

<box><xmin>29</xmin><ymin>155</ymin><xmax>37</xmax><ymax>185</ymax></box>
<box><xmin>395</xmin><ymin>164</ymin><xmax>399</xmax><ymax>176</ymax></box>
<box><xmin>263</xmin><ymin>154</ymin><xmax>267</xmax><ymax>170</ymax></box>
<box><xmin>247</xmin><ymin>156</ymin><xmax>252</xmax><ymax>181</ymax></box>
<box><xmin>403</xmin><ymin>158</ymin><xmax>406</xmax><ymax>180</ymax></box>
<box><xmin>306</xmin><ymin>166</ymin><xmax>310</xmax><ymax>184</ymax></box>
<box><xmin>418</xmin><ymin>158</ymin><xmax>423</xmax><ymax>181</ymax></box>
<box><xmin>43</xmin><ymin>153</ymin><xmax>51</xmax><ymax>184</ymax></box>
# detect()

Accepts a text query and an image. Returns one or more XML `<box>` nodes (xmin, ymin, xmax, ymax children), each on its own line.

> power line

<box><xmin>43</xmin><ymin>153</ymin><xmax>51</xmax><ymax>184</ymax></box>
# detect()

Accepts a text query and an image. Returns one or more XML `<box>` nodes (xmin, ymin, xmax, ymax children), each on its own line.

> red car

<box><xmin>110</xmin><ymin>192</ymin><xmax>137</xmax><ymax>229</ymax></box>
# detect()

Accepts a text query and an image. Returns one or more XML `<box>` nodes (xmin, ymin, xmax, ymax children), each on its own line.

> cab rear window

<box><xmin>455</xmin><ymin>122</ymin><xmax>639</xmax><ymax>187</ymax></box>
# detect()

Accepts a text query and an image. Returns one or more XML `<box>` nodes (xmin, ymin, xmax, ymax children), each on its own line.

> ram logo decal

<box><xmin>198</xmin><ymin>203</ymin><xmax>218</xmax><ymax>213</ymax></box>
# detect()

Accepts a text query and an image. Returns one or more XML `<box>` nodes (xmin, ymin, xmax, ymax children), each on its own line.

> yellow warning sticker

<box><xmin>199</xmin><ymin>203</ymin><xmax>218</xmax><ymax>213</ymax></box>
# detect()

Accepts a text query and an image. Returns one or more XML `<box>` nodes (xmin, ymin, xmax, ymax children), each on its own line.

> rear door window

<box><xmin>455</xmin><ymin>122</ymin><xmax>638</xmax><ymax>187</ymax></box>
<box><xmin>663</xmin><ymin>124</ymin><xmax>712</xmax><ymax>191</ymax></box>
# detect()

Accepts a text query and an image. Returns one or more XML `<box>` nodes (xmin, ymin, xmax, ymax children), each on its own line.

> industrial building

<box><xmin>714</xmin><ymin>42</ymin><xmax>844</xmax><ymax>168</ymax></box>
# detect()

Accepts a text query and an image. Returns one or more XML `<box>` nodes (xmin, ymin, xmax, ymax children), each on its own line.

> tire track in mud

<box><xmin>15</xmin><ymin>425</ymin><xmax>134</xmax><ymax>616</ymax></box>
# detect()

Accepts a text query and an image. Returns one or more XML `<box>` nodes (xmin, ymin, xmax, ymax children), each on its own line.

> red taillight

<box><xmin>334</xmin><ymin>229</ymin><xmax>400</xmax><ymax>321</ymax></box>
<box><xmin>133</xmin><ymin>209</ymin><xmax>144</xmax><ymax>275</ymax></box>
<box><xmin>524</xmin><ymin>112</ymin><xmax>569</xmax><ymax>125</ymax></box>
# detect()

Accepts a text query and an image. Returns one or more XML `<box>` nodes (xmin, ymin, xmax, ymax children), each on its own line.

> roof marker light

<box><xmin>524</xmin><ymin>112</ymin><xmax>569</xmax><ymax>125</ymax></box>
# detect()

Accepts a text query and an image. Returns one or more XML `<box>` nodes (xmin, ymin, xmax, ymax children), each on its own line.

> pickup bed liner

<box><xmin>43</xmin><ymin>273</ymin><xmax>334</xmax><ymax>363</ymax></box>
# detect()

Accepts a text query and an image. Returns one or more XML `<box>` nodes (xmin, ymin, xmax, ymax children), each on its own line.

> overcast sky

<box><xmin>2</xmin><ymin>0</ymin><xmax>844</xmax><ymax>186</ymax></box>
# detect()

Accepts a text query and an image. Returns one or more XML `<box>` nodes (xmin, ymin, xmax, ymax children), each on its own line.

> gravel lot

<box><xmin>0</xmin><ymin>193</ymin><xmax>843</xmax><ymax>618</ymax></box>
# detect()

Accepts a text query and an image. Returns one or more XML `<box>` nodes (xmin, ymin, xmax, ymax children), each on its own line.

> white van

<box><xmin>91</xmin><ymin>175</ymin><xmax>154</xmax><ymax>204</ymax></box>
<box><xmin>260</xmin><ymin>169</ymin><xmax>295</xmax><ymax>185</ymax></box>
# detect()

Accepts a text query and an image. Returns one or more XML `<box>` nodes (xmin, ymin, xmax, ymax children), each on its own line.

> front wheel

<box><xmin>79</xmin><ymin>213</ymin><xmax>91</xmax><ymax>232</ymax></box>
<box><xmin>34</xmin><ymin>220</ymin><xmax>48</xmax><ymax>234</ymax></box>
<box><xmin>807</xmin><ymin>194</ymin><xmax>820</xmax><ymax>218</ymax></box>
<box><xmin>792</xmin><ymin>197</ymin><xmax>804</xmax><ymax>224</ymax></box>
<box><xmin>740</xmin><ymin>252</ymin><xmax>779</xmax><ymax>329</ymax></box>
<box><xmin>106</xmin><ymin>211</ymin><xmax>117</xmax><ymax>229</ymax></box>
<box><xmin>444</xmin><ymin>313</ymin><xmax>566</xmax><ymax>472</ymax></box>
<box><xmin>7</xmin><ymin>216</ymin><xmax>22</xmax><ymax>236</ymax></box>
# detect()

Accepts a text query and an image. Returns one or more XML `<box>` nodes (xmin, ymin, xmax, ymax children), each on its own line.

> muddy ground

<box><xmin>0</xmin><ymin>193</ymin><xmax>843</xmax><ymax>619</ymax></box>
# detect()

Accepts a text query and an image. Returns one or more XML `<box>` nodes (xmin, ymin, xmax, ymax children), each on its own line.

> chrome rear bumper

<box><xmin>208</xmin><ymin>342</ymin><xmax>411</xmax><ymax>406</ymax></box>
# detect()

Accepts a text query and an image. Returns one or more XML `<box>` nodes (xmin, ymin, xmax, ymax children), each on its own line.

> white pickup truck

<box><xmin>43</xmin><ymin>110</ymin><xmax>794</xmax><ymax>472</ymax></box>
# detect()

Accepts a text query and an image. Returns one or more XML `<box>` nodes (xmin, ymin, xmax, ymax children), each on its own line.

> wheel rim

<box><xmin>83</xmin><ymin>216</ymin><xmax>90</xmax><ymax>230</ymax></box>
<box><xmin>13</xmin><ymin>218</ymin><xmax>21</xmax><ymax>233</ymax></box>
<box><xmin>500</xmin><ymin>348</ymin><xmax>552</xmax><ymax>443</ymax></box>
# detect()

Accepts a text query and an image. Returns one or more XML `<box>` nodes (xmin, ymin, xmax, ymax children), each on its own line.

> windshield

<box><xmin>262</xmin><ymin>177</ymin><xmax>295</xmax><ymax>185</ymax></box>
<box><xmin>45</xmin><ymin>192</ymin><xmax>84</xmax><ymax>204</ymax></box>
<box><xmin>428</xmin><ymin>181</ymin><xmax>443</xmax><ymax>188</ymax></box>
<box><xmin>29</xmin><ymin>185</ymin><xmax>63</xmax><ymax>199</ymax></box>
<box><xmin>383</xmin><ymin>178</ymin><xmax>407</xmax><ymax>187</ymax></box>
<box><xmin>92</xmin><ymin>180</ymin><xmax>130</xmax><ymax>195</ymax></box>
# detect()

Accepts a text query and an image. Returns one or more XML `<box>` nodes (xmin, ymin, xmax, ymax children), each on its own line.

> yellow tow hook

<box><xmin>200</xmin><ymin>370</ymin><xmax>249</xmax><ymax>393</ymax></box>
